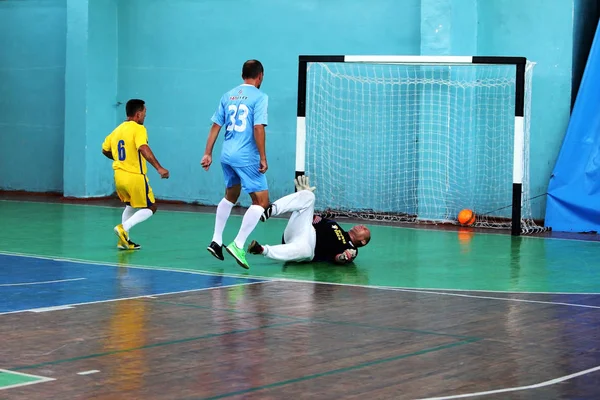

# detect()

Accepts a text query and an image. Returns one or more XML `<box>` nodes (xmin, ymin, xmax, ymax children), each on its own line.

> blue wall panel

<box><xmin>0</xmin><ymin>0</ymin><xmax>66</xmax><ymax>192</ymax></box>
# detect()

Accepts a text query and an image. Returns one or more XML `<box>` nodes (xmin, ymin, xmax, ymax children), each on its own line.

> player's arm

<box><xmin>201</xmin><ymin>98</ymin><xmax>226</xmax><ymax>171</ymax></box>
<box><xmin>254</xmin><ymin>94</ymin><xmax>269</xmax><ymax>173</ymax></box>
<box><xmin>139</xmin><ymin>144</ymin><xmax>169</xmax><ymax>179</ymax></box>
<box><xmin>201</xmin><ymin>123</ymin><xmax>222</xmax><ymax>170</ymax></box>
<box><xmin>254</xmin><ymin>125</ymin><xmax>267</xmax><ymax>172</ymax></box>
<box><xmin>135</xmin><ymin>127</ymin><xmax>169</xmax><ymax>178</ymax></box>
<box><xmin>204</xmin><ymin>123</ymin><xmax>222</xmax><ymax>154</ymax></box>
<box><xmin>101</xmin><ymin>134</ymin><xmax>113</xmax><ymax>160</ymax></box>
<box><xmin>102</xmin><ymin>149</ymin><xmax>114</xmax><ymax>160</ymax></box>
<box><xmin>139</xmin><ymin>145</ymin><xmax>165</xmax><ymax>172</ymax></box>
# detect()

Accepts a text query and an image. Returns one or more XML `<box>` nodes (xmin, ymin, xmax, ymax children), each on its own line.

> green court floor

<box><xmin>1</xmin><ymin>199</ymin><xmax>599</xmax><ymax>293</ymax></box>
<box><xmin>0</xmin><ymin>370</ymin><xmax>53</xmax><ymax>390</ymax></box>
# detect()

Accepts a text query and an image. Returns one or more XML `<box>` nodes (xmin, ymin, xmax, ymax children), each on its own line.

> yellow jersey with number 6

<box><xmin>102</xmin><ymin>121</ymin><xmax>149</xmax><ymax>175</ymax></box>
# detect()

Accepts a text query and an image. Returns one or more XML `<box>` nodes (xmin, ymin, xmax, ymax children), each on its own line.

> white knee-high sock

<box><xmin>234</xmin><ymin>205</ymin><xmax>264</xmax><ymax>249</ymax></box>
<box><xmin>123</xmin><ymin>209</ymin><xmax>153</xmax><ymax>232</ymax></box>
<box><xmin>122</xmin><ymin>206</ymin><xmax>136</xmax><ymax>232</ymax></box>
<box><xmin>212</xmin><ymin>198</ymin><xmax>235</xmax><ymax>246</ymax></box>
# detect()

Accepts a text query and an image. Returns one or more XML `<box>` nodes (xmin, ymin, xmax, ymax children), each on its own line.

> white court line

<box><xmin>2</xmin><ymin>199</ymin><xmax>600</xmax><ymax>244</ymax></box>
<box><xmin>379</xmin><ymin>286</ymin><xmax>600</xmax><ymax>295</ymax></box>
<box><xmin>389</xmin><ymin>288</ymin><xmax>600</xmax><ymax>310</ymax></box>
<box><xmin>417</xmin><ymin>364</ymin><xmax>600</xmax><ymax>399</ymax></box>
<box><xmin>0</xmin><ymin>250</ymin><xmax>261</xmax><ymax>280</ymax></box>
<box><xmin>0</xmin><ymin>280</ymin><xmax>272</xmax><ymax>316</ymax></box>
<box><xmin>0</xmin><ymin>278</ymin><xmax>86</xmax><ymax>287</ymax></box>
<box><xmin>1</xmin><ymin>250</ymin><xmax>600</xmax><ymax>301</ymax></box>
<box><xmin>28</xmin><ymin>305</ymin><xmax>75</xmax><ymax>313</ymax></box>
<box><xmin>77</xmin><ymin>370</ymin><xmax>100</xmax><ymax>375</ymax></box>
<box><xmin>0</xmin><ymin>369</ymin><xmax>55</xmax><ymax>390</ymax></box>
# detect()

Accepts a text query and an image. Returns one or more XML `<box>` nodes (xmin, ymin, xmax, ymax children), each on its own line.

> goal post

<box><xmin>295</xmin><ymin>55</ymin><xmax>546</xmax><ymax>236</ymax></box>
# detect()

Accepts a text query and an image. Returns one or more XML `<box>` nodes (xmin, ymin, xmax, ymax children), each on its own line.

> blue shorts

<box><xmin>221</xmin><ymin>163</ymin><xmax>268</xmax><ymax>193</ymax></box>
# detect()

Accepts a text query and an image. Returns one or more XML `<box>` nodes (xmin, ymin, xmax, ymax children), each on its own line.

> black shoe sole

<box><xmin>207</xmin><ymin>246</ymin><xmax>224</xmax><ymax>261</ymax></box>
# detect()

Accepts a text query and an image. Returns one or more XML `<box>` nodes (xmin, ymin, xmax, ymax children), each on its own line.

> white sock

<box><xmin>212</xmin><ymin>198</ymin><xmax>235</xmax><ymax>245</ymax></box>
<box><xmin>234</xmin><ymin>205</ymin><xmax>264</xmax><ymax>249</ymax></box>
<box><xmin>122</xmin><ymin>208</ymin><xmax>153</xmax><ymax>232</ymax></box>
<box><xmin>122</xmin><ymin>206</ymin><xmax>136</xmax><ymax>233</ymax></box>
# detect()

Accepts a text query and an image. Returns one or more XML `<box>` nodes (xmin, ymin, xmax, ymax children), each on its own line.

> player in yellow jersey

<box><xmin>102</xmin><ymin>99</ymin><xmax>169</xmax><ymax>250</ymax></box>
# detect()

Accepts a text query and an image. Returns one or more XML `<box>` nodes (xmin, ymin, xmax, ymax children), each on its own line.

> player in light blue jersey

<box><xmin>201</xmin><ymin>59</ymin><xmax>270</xmax><ymax>269</ymax></box>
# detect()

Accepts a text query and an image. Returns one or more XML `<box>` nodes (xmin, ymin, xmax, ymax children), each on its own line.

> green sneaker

<box><xmin>225</xmin><ymin>242</ymin><xmax>250</xmax><ymax>269</ymax></box>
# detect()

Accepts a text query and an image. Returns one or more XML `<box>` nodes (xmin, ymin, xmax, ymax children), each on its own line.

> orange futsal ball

<box><xmin>457</xmin><ymin>209</ymin><xmax>476</xmax><ymax>226</ymax></box>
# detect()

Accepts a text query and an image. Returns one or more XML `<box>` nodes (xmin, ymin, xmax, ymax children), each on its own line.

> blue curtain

<box><xmin>546</xmin><ymin>22</ymin><xmax>600</xmax><ymax>232</ymax></box>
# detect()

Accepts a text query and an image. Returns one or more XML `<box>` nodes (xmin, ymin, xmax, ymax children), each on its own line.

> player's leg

<box><xmin>115</xmin><ymin>173</ymin><xmax>156</xmax><ymax>250</ymax></box>
<box><xmin>249</xmin><ymin>239</ymin><xmax>314</xmax><ymax>262</ymax></box>
<box><xmin>122</xmin><ymin>175</ymin><xmax>156</xmax><ymax>247</ymax></box>
<box><xmin>248</xmin><ymin>224</ymin><xmax>316</xmax><ymax>261</ymax></box>
<box><xmin>122</xmin><ymin>204</ymin><xmax>136</xmax><ymax>231</ymax></box>
<box><xmin>283</xmin><ymin>190</ymin><xmax>316</xmax><ymax>243</ymax></box>
<box><xmin>207</xmin><ymin>163</ymin><xmax>241</xmax><ymax>261</ymax></box>
<box><xmin>113</xmin><ymin>170</ymin><xmax>133</xmax><ymax>247</ymax></box>
<box><xmin>248</xmin><ymin>190</ymin><xmax>317</xmax><ymax>262</ymax></box>
<box><xmin>117</xmin><ymin>203</ymin><xmax>136</xmax><ymax>248</ymax></box>
<box><xmin>263</xmin><ymin>190</ymin><xmax>316</xmax><ymax>221</ymax></box>
<box><xmin>224</xmin><ymin>166</ymin><xmax>269</xmax><ymax>269</ymax></box>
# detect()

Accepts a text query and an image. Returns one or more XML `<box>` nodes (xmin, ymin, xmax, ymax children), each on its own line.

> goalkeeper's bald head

<box><xmin>349</xmin><ymin>225</ymin><xmax>370</xmax><ymax>247</ymax></box>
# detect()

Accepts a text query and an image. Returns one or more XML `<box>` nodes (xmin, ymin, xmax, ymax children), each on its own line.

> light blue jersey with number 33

<box><xmin>211</xmin><ymin>84</ymin><xmax>268</xmax><ymax>167</ymax></box>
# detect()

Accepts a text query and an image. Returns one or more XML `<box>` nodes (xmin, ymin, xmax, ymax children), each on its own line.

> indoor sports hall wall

<box><xmin>115</xmin><ymin>0</ymin><xmax>421</xmax><ymax>206</ymax></box>
<box><xmin>0</xmin><ymin>0</ymin><xmax>66</xmax><ymax>193</ymax></box>
<box><xmin>0</xmin><ymin>0</ymin><xmax>591</xmax><ymax>222</ymax></box>
<box><xmin>116</xmin><ymin>0</ymin><xmax>576</xmax><ymax>215</ymax></box>
<box><xmin>476</xmin><ymin>0</ymin><xmax>576</xmax><ymax>219</ymax></box>
<box><xmin>63</xmin><ymin>0</ymin><xmax>119</xmax><ymax>198</ymax></box>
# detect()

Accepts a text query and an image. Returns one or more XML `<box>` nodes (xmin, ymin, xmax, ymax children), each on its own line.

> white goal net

<box><xmin>303</xmin><ymin>60</ymin><xmax>544</xmax><ymax>233</ymax></box>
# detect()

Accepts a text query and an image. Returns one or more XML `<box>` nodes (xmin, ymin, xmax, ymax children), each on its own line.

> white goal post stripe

<box><xmin>297</xmin><ymin>55</ymin><xmax>527</xmax><ymax>65</ymax></box>
<box><xmin>344</xmin><ymin>55</ymin><xmax>474</xmax><ymax>64</ymax></box>
<box><xmin>513</xmin><ymin>117</ymin><xmax>525</xmax><ymax>185</ymax></box>
<box><xmin>295</xmin><ymin>117</ymin><xmax>306</xmax><ymax>172</ymax></box>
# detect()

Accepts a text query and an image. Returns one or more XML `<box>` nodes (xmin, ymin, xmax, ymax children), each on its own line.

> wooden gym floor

<box><xmin>1</xmin><ymin>196</ymin><xmax>600</xmax><ymax>399</ymax></box>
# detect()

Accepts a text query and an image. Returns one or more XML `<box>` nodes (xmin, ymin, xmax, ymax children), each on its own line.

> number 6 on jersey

<box><xmin>117</xmin><ymin>140</ymin><xmax>126</xmax><ymax>161</ymax></box>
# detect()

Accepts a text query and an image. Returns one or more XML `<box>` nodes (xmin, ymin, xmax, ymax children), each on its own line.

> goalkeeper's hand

<box><xmin>295</xmin><ymin>175</ymin><xmax>316</xmax><ymax>192</ymax></box>
<box><xmin>335</xmin><ymin>248</ymin><xmax>357</xmax><ymax>264</ymax></box>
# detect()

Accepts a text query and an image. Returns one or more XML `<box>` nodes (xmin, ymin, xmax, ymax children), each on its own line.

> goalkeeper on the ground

<box><xmin>247</xmin><ymin>176</ymin><xmax>371</xmax><ymax>264</ymax></box>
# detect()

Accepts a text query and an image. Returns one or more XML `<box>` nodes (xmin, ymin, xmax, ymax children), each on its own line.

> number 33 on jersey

<box><xmin>226</xmin><ymin>104</ymin><xmax>249</xmax><ymax>137</ymax></box>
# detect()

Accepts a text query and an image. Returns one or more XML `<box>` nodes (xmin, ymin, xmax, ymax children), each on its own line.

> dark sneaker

<box><xmin>247</xmin><ymin>240</ymin><xmax>264</xmax><ymax>255</ymax></box>
<box><xmin>118</xmin><ymin>239</ymin><xmax>141</xmax><ymax>250</ymax></box>
<box><xmin>207</xmin><ymin>241</ymin><xmax>224</xmax><ymax>261</ymax></box>
<box><xmin>260</xmin><ymin>204</ymin><xmax>274</xmax><ymax>222</ymax></box>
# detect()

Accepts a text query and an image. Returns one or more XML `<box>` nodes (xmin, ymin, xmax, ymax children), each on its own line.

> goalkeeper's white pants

<box><xmin>262</xmin><ymin>190</ymin><xmax>316</xmax><ymax>262</ymax></box>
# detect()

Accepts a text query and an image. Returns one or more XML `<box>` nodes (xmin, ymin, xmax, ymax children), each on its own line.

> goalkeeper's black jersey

<box><xmin>312</xmin><ymin>217</ymin><xmax>357</xmax><ymax>262</ymax></box>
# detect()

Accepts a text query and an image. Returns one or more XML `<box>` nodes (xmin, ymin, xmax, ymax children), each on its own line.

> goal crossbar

<box><xmin>296</xmin><ymin>55</ymin><xmax>529</xmax><ymax>236</ymax></box>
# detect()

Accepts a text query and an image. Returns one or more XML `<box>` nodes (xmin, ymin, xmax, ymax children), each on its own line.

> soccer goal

<box><xmin>295</xmin><ymin>55</ymin><xmax>547</xmax><ymax>236</ymax></box>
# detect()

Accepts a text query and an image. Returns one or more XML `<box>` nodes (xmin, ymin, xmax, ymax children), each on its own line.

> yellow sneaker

<box><xmin>117</xmin><ymin>239</ymin><xmax>141</xmax><ymax>250</ymax></box>
<box><xmin>113</xmin><ymin>224</ymin><xmax>129</xmax><ymax>248</ymax></box>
